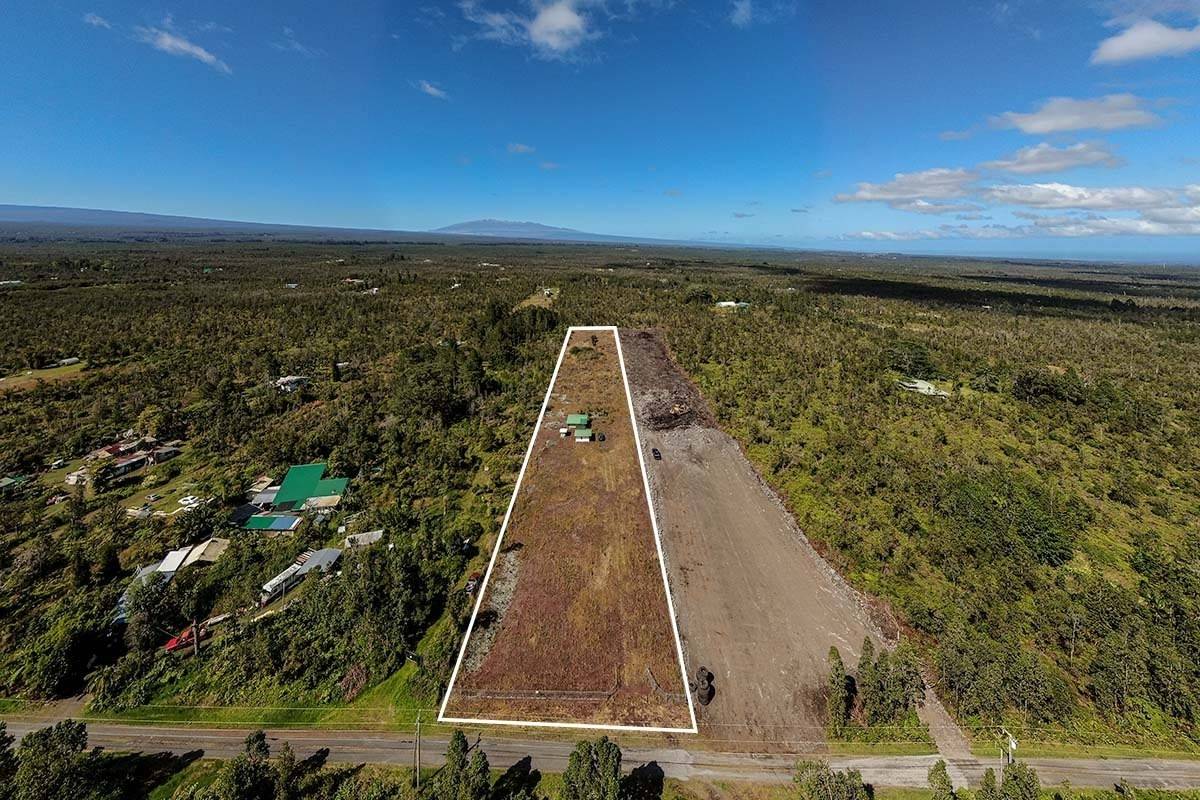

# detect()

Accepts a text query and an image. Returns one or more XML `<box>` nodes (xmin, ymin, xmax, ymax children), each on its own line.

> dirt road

<box><xmin>620</xmin><ymin>330</ymin><xmax>893</xmax><ymax>750</ymax></box>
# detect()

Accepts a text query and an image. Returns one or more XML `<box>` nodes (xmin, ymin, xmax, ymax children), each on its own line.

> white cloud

<box><xmin>417</xmin><ymin>80</ymin><xmax>449</xmax><ymax>99</ymax></box>
<box><xmin>983</xmin><ymin>182</ymin><xmax>1177</xmax><ymax>209</ymax></box>
<box><xmin>846</xmin><ymin>215</ymin><xmax>1200</xmax><ymax>240</ymax></box>
<box><xmin>889</xmin><ymin>199</ymin><xmax>986</xmax><ymax>215</ymax></box>
<box><xmin>272</xmin><ymin>27</ymin><xmax>322</xmax><ymax>58</ymax></box>
<box><xmin>1092</xmin><ymin>19</ymin><xmax>1200</xmax><ymax>64</ymax></box>
<box><xmin>939</xmin><ymin>127</ymin><xmax>975</xmax><ymax>141</ymax></box>
<box><xmin>133</xmin><ymin>27</ymin><xmax>232</xmax><ymax>74</ymax></box>
<box><xmin>459</xmin><ymin>0</ymin><xmax>598</xmax><ymax>59</ymax></box>
<box><xmin>730</xmin><ymin>0</ymin><xmax>754</xmax><ymax>27</ymax></box>
<box><xmin>508</xmin><ymin>142</ymin><xmax>536</xmax><ymax>154</ymax></box>
<box><xmin>727</xmin><ymin>0</ymin><xmax>794</xmax><ymax>27</ymax></box>
<box><xmin>195</xmin><ymin>20</ymin><xmax>233</xmax><ymax>34</ymax></box>
<box><xmin>1142</xmin><ymin>205</ymin><xmax>1200</xmax><ymax>223</ymax></box>
<box><xmin>528</xmin><ymin>1</ymin><xmax>590</xmax><ymax>53</ymax></box>
<box><xmin>981</xmin><ymin>141</ymin><xmax>1123</xmax><ymax>174</ymax></box>
<box><xmin>83</xmin><ymin>12</ymin><xmax>112</xmax><ymax>29</ymax></box>
<box><xmin>994</xmin><ymin>94</ymin><xmax>1160</xmax><ymax>134</ymax></box>
<box><xmin>834</xmin><ymin>168</ymin><xmax>978</xmax><ymax>209</ymax></box>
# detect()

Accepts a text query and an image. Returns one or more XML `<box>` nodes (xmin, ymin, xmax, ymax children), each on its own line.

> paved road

<box><xmin>3</xmin><ymin>719</ymin><xmax>1199</xmax><ymax>789</ymax></box>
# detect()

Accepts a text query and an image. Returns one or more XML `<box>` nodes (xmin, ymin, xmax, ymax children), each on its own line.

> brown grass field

<box><xmin>442</xmin><ymin>328</ymin><xmax>692</xmax><ymax>729</ymax></box>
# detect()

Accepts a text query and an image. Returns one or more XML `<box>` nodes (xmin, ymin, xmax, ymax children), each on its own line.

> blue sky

<box><xmin>3</xmin><ymin>1</ymin><xmax>1200</xmax><ymax>259</ymax></box>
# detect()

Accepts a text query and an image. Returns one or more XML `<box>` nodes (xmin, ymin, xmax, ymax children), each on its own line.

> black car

<box><xmin>651</xmin><ymin>448</ymin><xmax>662</xmax><ymax>460</ymax></box>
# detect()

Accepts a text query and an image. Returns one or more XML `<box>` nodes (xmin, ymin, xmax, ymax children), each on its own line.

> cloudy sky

<box><xmin>3</xmin><ymin>1</ymin><xmax>1200</xmax><ymax>259</ymax></box>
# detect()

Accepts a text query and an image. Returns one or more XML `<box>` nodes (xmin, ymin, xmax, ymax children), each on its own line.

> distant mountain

<box><xmin>0</xmin><ymin>206</ymin><xmax>669</xmax><ymax>245</ymax></box>
<box><xmin>0</xmin><ymin>204</ymin><xmax>313</xmax><ymax>231</ymax></box>
<box><xmin>431</xmin><ymin>218</ymin><xmax>663</xmax><ymax>244</ymax></box>
<box><xmin>0</xmin><ymin>205</ymin><xmax>706</xmax><ymax>248</ymax></box>
<box><xmin>0</xmin><ymin>204</ymin><xmax>439</xmax><ymax>241</ymax></box>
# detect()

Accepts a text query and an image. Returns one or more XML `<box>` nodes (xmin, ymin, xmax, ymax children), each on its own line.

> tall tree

<box><xmin>928</xmin><ymin>759</ymin><xmax>954</xmax><ymax>800</ymax></box>
<box><xmin>999</xmin><ymin>761</ymin><xmax>1040</xmax><ymax>800</ymax></box>
<box><xmin>977</xmin><ymin>768</ymin><xmax>999</xmax><ymax>800</ymax></box>
<box><xmin>462</xmin><ymin>750</ymin><xmax>491</xmax><ymax>800</ymax></box>
<box><xmin>794</xmin><ymin>760</ymin><xmax>870</xmax><ymax>800</ymax></box>
<box><xmin>0</xmin><ymin>722</ymin><xmax>15</xmax><ymax>800</ymax></box>
<box><xmin>13</xmin><ymin>720</ymin><xmax>98</xmax><ymax>800</ymax></box>
<box><xmin>562</xmin><ymin>737</ymin><xmax>622</xmax><ymax>800</ymax></box>
<box><xmin>827</xmin><ymin>646</ymin><xmax>851</xmax><ymax>736</ymax></box>
<box><xmin>437</xmin><ymin>729</ymin><xmax>470</xmax><ymax>800</ymax></box>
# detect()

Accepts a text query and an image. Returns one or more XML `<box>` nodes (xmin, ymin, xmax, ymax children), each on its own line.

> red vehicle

<box><xmin>164</xmin><ymin>614</ymin><xmax>229</xmax><ymax>654</ymax></box>
<box><xmin>165</xmin><ymin>625</ymin><xmax>210</xmax><ymax>654</ymax></box>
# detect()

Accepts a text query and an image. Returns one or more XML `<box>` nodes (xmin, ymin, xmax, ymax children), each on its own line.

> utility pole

<box><xmin>999</xmin><ymin>727</ymin><xmax>1017</xmax><ymax>769</ymax></box>
<box><xmin>414</xmin><ymin>712</ymin><xmax>421</xmax><ymax>794</ymax></box>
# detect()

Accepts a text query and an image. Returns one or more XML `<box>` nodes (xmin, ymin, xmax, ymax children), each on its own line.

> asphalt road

<box><xmin>3</xmin><ymin>719</ymin><xmax>1199</xmax><ymax>789</ymax></box>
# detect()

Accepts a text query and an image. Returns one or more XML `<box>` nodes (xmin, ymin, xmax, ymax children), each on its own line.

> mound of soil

<box><xmin>620</xmin><ymin>329</ymin><xmax>714</xmax><ymax>431</ymax></box>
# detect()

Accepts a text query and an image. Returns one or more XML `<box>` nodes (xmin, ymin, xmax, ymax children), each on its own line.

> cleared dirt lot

<box><xmin>621</xmin><ymin>329</ymin><xmax>891</xmax><ymax>750</ymax></box>
<box><xmin>443</xmin><ymin>328</ymin><xmax>691</xmax><ymax>729</ymax></box>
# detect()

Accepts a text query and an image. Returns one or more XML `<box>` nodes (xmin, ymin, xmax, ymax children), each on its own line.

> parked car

<box><xmin>165</xmin><ymin>624</ymin><xmax>211</xmax><ymax>654</ymax></box>
<box><xmin>146</xmin><ymin>493</ymin><xmax>162</xmax><ymax>502</ymax></box>
<box><xmin>651</xmin><ymin>448</ymin><xmax>662</xmax><ymax>460</ymax></box>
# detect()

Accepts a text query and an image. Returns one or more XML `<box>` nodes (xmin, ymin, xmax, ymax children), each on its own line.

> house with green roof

<box><xmin>267</xmin><ymin>462</ymin><xmax>348</xmax><ymax>512</ymax></box>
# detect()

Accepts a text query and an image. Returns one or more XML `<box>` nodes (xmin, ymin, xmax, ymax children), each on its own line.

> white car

<box><xmin>178</xmin><ymin>495</ymin><xmax>201</xmax><ymax>507</ymax></box>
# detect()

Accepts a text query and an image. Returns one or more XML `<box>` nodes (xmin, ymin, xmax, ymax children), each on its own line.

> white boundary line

<box><xmin>437</xmin><ymin>325</ymin><xmax>698</xmax><ymax>734</ymax></box>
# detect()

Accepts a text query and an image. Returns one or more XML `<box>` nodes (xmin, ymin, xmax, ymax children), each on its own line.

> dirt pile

<box><xmin>620</xmin><ymin>329</ymin><xmax>714</xmax><ymax>431</ymax></box>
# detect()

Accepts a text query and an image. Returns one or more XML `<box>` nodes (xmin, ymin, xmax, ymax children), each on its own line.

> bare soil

<box><xmin>621</xmin><ymin>329</ymin><xmax>890</xmax><ymax>751</ymax></box>
<box><xmin>443</xmin><ymin>328</ymin><xmax>690</xmax><ymax>728</ymax></box>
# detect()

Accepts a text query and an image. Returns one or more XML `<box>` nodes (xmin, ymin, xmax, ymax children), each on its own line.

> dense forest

<box><xmin>0</xmin><ymin>240</ymin><xmax>1198</xmax><ymax>750</ymax></box>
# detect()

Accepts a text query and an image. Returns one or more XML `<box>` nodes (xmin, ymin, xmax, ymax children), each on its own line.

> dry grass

<box><xmin>445</xmin><ymin>329</ymin><xmax>689</xmax><ymax>728</ymax></box>
<box><xmin>0</xmin><ymin>360</ymin><xmax>87</xmax><ymax>394</ymax></box>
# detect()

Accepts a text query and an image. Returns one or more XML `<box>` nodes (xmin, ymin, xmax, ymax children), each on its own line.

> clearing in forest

<box><xmin>621</xmin><ymin>329</ymin><xmax>896</xmax><ymax>750</ymax></box>
<box><xmin>439</xmin><ymin>326</ymin><xmax>695</xmax><ymax>732</ymax></box>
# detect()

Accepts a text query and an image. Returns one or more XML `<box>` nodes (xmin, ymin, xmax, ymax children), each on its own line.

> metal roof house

<box><xmin>244</xmin><ymin>513</ymin><xmax>303</xmax><ymax>532</ymax></box>
<box><xmin>574</xmin><ymin>427</ymin><xmax>594</xmax><ymax>442</ymax></box>
<box><xmin>158</xmin><ymin>546</ymin><xmax>193</xmax><ymax>574</ymax></box>
<box><xmin>298</xmin><ymin>548</ymin><xmax>341</xmax><ymax>576</ymax></box>
<box><xmin>181</xmin><ymin>537</ymin><xmax>229</xmax><ymax>567</ymax></box>
<box><xmin>270</xmin><ymin>463</ymin><xmax>348</xmax><ymax>512</ymax></box>
<box><xmin>566</xmin><ymin>413</ymin><xmax>590</xmax><ymax>428</ymax></box>
<box><xmin>259</xmin><ymin>547</ymin><xmax>342</xmax><ymax>605</ymax></box>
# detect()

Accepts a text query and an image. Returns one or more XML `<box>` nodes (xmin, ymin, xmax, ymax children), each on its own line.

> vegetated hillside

<box><xmin>658</xmin><ymin>272</ymin><xmax>1200</xmax><ymax>749</ymax></box>
<box><xmin>0</xmin><ymin>245</ymin><xmax>560</xmax><ymax>714</ymax></box>
<box><xmin>0</xmin><ymin>242</ymin><xmax>1196</xmax><ymax>750</ymax></box>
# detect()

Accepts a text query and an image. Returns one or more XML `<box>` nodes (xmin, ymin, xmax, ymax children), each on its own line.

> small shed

<box><xmin>566</xmin><ymin>413</ymin><xmax>590</xmax><ymax>428</ymax></box>
<box><xmin>344</xmin><ymin>529</ymin><xmax>384</xmax><ymax>549</ymax></box>
<box><xmin>574</xmin><ymin>427</ymin><xmax>594</xmax><ymax>442</ymax></box>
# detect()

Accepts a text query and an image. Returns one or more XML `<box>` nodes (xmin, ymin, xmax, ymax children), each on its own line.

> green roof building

<box><xmin>271</xmin><ymin>463</ymin><xmax>349</xmax><ymax>510</ymax></box>
<box><xmin>574</xmin><ymin>428</ymin><xmax>593</xmax><ymax>441</ymax></box>
<box><xmin>273</xmin><ymin>463</ymin><xmax>327</xmax><ymax>508</ymax></box>
<box><xmin>566</xmin><ymin>413</ymin><xmax>590</xmax><ymax>427</ymax></box>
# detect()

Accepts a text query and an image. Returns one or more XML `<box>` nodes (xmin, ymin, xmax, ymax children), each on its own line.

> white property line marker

<box><xmin>437</xmin><ymin>325</ymin><xmax>699</xmax><ymax>735</ymax></box>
